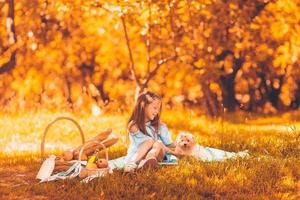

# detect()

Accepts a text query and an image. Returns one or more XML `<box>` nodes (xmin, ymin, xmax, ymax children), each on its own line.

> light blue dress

<box><xmin>108</xmin><ymin>122</ymin><xmax>174</xmax><ymax>169</ymax></box>
<box><xmin>124</xmin><ymin>121</ymin><xmax>173</xmax><ymax>163</ymax></box>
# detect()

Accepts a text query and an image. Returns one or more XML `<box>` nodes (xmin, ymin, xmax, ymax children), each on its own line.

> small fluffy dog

<box><xmin>170</xmin><ymin>132</ymin><xmax>249</xmax><ymax>161</ymax></box>
<box><xmin>171</xmin><ymin>132</ymin><xmax>212</xmax><ymax>160</ymax></box>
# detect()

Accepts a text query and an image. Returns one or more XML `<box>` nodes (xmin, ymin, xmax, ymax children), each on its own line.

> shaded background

<box><xmin>1</xmin><ymin>0</ymin><xmax>300</xmax><ymax>116</ymax></box>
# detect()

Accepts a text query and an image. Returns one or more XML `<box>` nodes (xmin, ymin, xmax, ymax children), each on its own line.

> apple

<box><xmin>62</xmin><ymin>150</ymin><xmax>73</xmax><ymax>161</ymax></box>
<box><xmin>96</xmin><ymin>159</ymin><xmax>108</xmax><ymax>168</ymax></box>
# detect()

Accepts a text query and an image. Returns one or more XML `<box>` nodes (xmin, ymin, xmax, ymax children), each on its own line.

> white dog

<box><xmin>169</xmin><ymin>132</ymin><xmax>249</xmax><ymax>161</ymax></box>
<box><xmin>169</xmin><ymin>132</ymin><xmax>212</xmax><ymax>160</ymax></box>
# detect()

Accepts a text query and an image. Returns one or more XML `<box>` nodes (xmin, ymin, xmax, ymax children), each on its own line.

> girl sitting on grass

<box><xmin>123</xmin><ymin>91</ymin><xmax>176</xmax><ymax>172</ymax></box>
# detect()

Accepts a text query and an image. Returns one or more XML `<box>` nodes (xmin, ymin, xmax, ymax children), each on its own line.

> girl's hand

<box><xmin>164</xmin><ymin>142</ymin><xmax>176</xmax><ymax>154</ymax></box>
<box><xmin>165</xmin><ymin>147</ymin><xmax>174</xmax><ymax>154</ymax></box>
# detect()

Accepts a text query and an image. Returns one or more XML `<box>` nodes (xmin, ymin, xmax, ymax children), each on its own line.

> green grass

<box><xmin>0</xmin><ymin>110</ymin><xmax>299</xmax><ymax>199</ymax></box>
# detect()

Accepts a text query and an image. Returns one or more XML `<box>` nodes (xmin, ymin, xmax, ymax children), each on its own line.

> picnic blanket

<box><xmin>39</xmin><ymin>160</ymin><xmax>85</xmax><ymax>183</ymax></box>
<box><xmin>108</xmin><ymin>147</ymin><xmax>249</xmax><ymax>170</ymax></box>
<box><xmin>39</xmin><ymin>147</ymin><xmax>249</xmax><ymax>183</ymax></box>
<box><xmin>199</xmin><ymin>147</ymin><xmax>249</xmax><ymax>161</ymax></box>
<box><xmin>108</xmin><ymin>153</ymin><xmax>178</xmax><ymax>170</ymax></box>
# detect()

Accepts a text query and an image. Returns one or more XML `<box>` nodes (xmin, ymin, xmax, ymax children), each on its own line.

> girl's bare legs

<box><xmin>138</xmin><ymin>141</ymin><xmax>165</xmax><ymax>169</ymax></box>
<box><xmin>124</xmin><ymin>140</ymin><xmax>154</xmax><ymax>172</ymax></box>
<box><xmin>144</xmin><ymin>140</ymin><xmax>165</xmax><ymax>161</ymax></box>
<box><xmin>129</xmin><ymin>139</ymin><xmax>154</xmax><ymax>163</ymax></box>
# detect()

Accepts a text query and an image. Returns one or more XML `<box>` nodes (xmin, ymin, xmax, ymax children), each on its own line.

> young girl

<box><xmin>123</xmin><ymin>91</ymin><xmax>175</xmax><ymax>172</ymax></box>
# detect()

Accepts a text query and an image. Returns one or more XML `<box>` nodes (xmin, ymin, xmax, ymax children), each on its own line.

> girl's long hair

<box><xmin>128</xmin><ymin>91</ymin><xmax>162</xmax><ymax>136</ymax></box>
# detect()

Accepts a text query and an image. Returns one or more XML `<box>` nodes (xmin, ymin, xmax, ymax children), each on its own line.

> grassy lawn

<box><xmin>0</xmin><ymin>110</ymin><xmax>299</xmax><ymax>200</ymax></box>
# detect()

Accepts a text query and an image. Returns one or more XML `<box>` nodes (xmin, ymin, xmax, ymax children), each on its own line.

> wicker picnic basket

<box><xmin>78</xmin><ymin>141</ymin><xmax>110</xmax><ymax>177</ymax></box>
<box><xmin>40</xmin><ymin>116</ymin><xmax>86</xmax><ymax>162</ymax></box>
<box><xmin>41</xmin><ymin>116</ymin><xmax>112</xmax><ymax>177</ymax></box>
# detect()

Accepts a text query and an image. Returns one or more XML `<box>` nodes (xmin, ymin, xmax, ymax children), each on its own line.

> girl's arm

<box><xmin>164</xmin><ymin>142</ymin><xmax>177</xmax><ymax>154</ymax></box>
<box><xmin>165</xmin><ymin>142</ymin><xmax>186</xmax><ymax>158</ymax></box>
<box><xmin>165</xmin><ymin>147</ymin><xmax>185</xmax><ymax>158</ymax></box>
<box><xmin>167</xmin><ymin>142</ymin><xmax>176</xmax><ymax>148</ymax></box>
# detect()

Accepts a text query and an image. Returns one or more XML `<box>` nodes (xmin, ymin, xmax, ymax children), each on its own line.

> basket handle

<box><xmin>78</xmin><ymin>141</ymin><xmax>109</xmax><ymax>162</ymax></box>
<box><xmin>41</xmin><ymin>117</ymin><xmax>85</xmax><ymax>161</ymax></box>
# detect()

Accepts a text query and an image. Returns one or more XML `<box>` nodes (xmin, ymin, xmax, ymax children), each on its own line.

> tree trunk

<box><xmin>257</xmin><ymin>71</ymin><xmax>284</xmax><ymax>110</ymax></box>
<box><xmin>64</xmin><ymin>75</ymin><xmax>73</xmax><ymax>109</ymax></box>
<box><xmin>216</xmin><ymin>50</ymin><xmax>244</xmax><ymax>112</ymax></box>
<box><xmin>269</xmin><ymin>76</ymin><xmax>284</xmax><ymax>109</ymax></box>
<box><xmin>219</xmin><ymin>74</ymin><xmax>236</xmax><ymax>112</ymax></box>
<box><xmin>291</xmin><ymin>81</ymin><xmax>300</xmax><ymax>109</ymax></box>
<box><xmin>246</xmin><ymin>87</ymin><xmax>256</xmax><ymax>112</ymax></box>
<box><xmin>200</xmin><ymin>80</ymin><xmax>219</xmax><ymax>117</ymax></box>
<box><xmin>120</xmin><ymin>7</ymin><xmax>176</xmax><ymax>104</ymax></box>
<box><xmin>94</xmin><ymin>70</ymin><xmax>110</xmax><ymax>105</ymax></box>
<box><xmin>134</xmin><ymin>84</ymin><xmax>148</xmax><ymax>102</ymax></box>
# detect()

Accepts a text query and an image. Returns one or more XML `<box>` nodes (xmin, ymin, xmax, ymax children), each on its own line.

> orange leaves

<box><xmin>1</xmin><ymin>0</ymin><xmax>300</xmax><ymax>113</ymax></box>
<box><xmin>273</xmin><ymin>42</ymin><xmax>291</xmax><ymax>71</ymax></box>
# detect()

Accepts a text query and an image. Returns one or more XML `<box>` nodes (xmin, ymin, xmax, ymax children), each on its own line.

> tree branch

<box><xmin>144</xmin><ymin>54</ymin><xmax>177</xmax><ymax>86</ymax></box>
<box><xmin>250</xmin><ymin>1</ymin><xmax>274</xmax><ymax>22</ymax></box>
<box><xmin>120</xmin><ymin>12</ymin><xmax>141</xmax><ymax>86</ymax></box>
<box><xmin>0</xmin><ymin>51</ymin><xmax>16</xmax><ymax>74</ymax></box>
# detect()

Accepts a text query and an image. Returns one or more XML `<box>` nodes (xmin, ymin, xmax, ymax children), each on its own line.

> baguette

<box><xmin>73</xmin><ymin>134</ymin><xmax>119</xmax><ymax>159</ymax></box>
<box><xmin>80</xmin><ymin>137</ymin><xmax>119</xmax><ymax>156</ymax></box>
<box><xmin>55</xmin><ymin>159</ymin><xmax>74</xmax><ymax>166</ymax></box>
<box><xmin>54</xmin><ymin>165</ymin><xmax>72</xmax><ymax>172</ymax></box>
<box><xmin>73</xmin><ymin>129</ymin><xmax>112</xmax><ymax>152</ymax></box>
